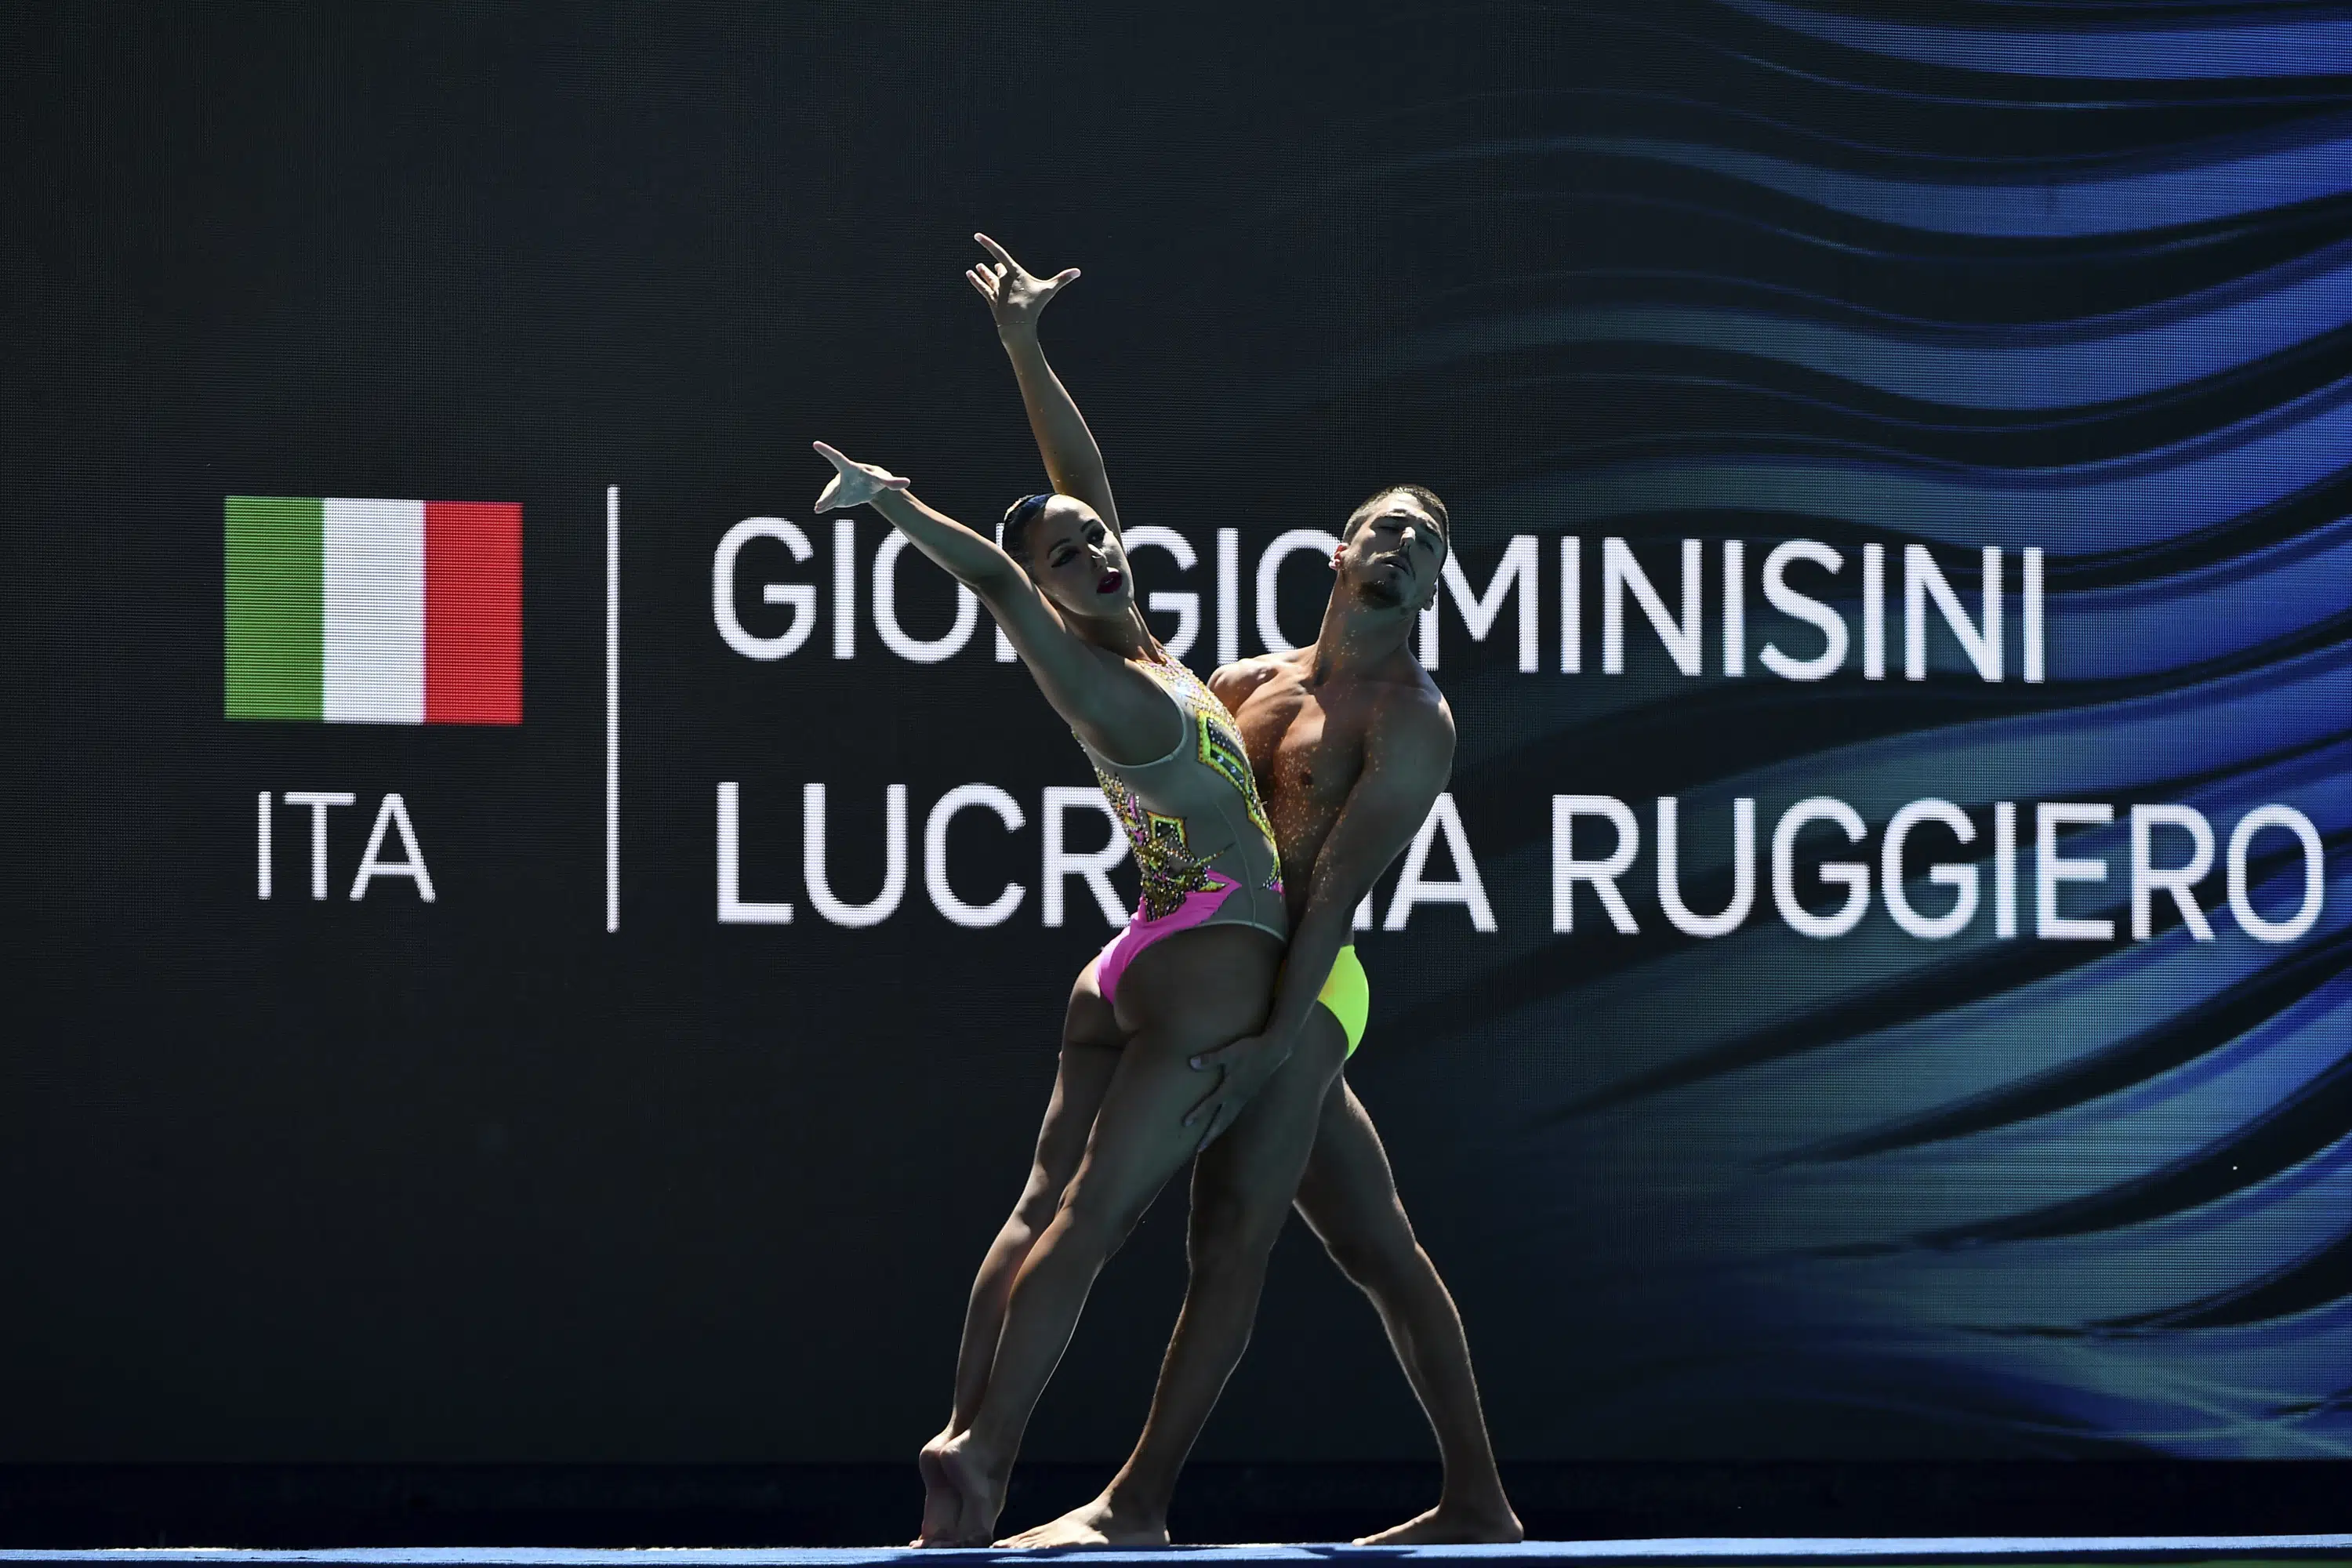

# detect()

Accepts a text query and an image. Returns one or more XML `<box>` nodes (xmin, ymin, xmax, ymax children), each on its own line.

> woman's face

<box><xmin>1022</xmin><ymin>497</ymin><xmax>1137</xmax><ymax>619</ymax></box>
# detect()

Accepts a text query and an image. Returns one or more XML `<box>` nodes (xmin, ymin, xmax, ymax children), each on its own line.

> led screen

<box><xmin>5</xmin><ymin>0</ymin><xmax>2347</xmax><ymax>1462</ymax></box>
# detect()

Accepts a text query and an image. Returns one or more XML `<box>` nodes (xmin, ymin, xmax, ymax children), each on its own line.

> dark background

<box><xmin>5</xmin><ymin>0</ymin><xmax>2351</xmax><ymax>1543</ymax></box>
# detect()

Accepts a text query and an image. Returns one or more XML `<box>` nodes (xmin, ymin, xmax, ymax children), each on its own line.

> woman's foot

<box><xmin>996</xmin><ymin>1486</ymin><xmax>1171</xmax><ymax>1549</ymax></box>
<box><xmin>933</xmin><ymin>1428</ymin><xmax>1009</xmax><ymax>1546</ymax></box>
<box><xmin>1353</xmin><ymin>1496</ymin><xmax>1524</xmax><ymax>1546</ymax></box>
<box><xmin>912</xmin><ymin>1428</ymin><xmax>963</xmax><ymax>1547</ymax></box>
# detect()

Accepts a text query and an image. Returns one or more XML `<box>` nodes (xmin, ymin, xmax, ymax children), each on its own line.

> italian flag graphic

<box><xmin>224</xmin><ymin>497</ymin><xmax>522</xmax><ymax>724</ymax></box>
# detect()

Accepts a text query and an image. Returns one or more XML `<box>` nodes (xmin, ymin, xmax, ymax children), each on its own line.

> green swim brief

<box><xmin>1316</xmin><ymin>944</ymin><xmax>1370</xmax><ymax>1058</ymax></box>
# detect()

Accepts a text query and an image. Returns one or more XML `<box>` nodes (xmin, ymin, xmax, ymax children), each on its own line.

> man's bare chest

<box><xmin>1235</xmin><ymin>681</ymin><xmax>1371</xmax><ymax>817</ymax></box>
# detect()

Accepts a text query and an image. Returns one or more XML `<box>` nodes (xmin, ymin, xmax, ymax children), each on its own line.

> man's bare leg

<box><xmin>998</xmin><ymin>1014</ymin><xmax>1352</xmax><ymax>1548</ymax></box>
<box><xmin>915</xmin><ymin>968</ymin><xmax>1121</xmax><ymax>1544</ymax></box>
<box><xmin>1294</xmin><ymin>1078</ymin><xmax>1520</xmax><ymax>1544</ymax></box>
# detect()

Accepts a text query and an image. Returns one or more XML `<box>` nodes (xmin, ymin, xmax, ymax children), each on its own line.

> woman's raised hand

<box><xmin>966</xmin><ymin>233</ymin><xmax>1079</xmax><ymax>336</ymax></box>
<box><xmin>812</xmin><ymin>441</ymin><xmax>911</xmax><ymax>514</ymax></box>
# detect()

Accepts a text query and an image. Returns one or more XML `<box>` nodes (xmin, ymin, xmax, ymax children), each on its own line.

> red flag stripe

<box><xmin>423</xmin><ymin>501</ymin><xmax>522</xmax><ymax>724</ymax></box>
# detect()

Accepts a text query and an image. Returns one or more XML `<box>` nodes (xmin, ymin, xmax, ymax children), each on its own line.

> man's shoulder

<box><xmin>1208</xmin><ymin>653</ymin><xmax>1290</xmax><ymax>705</ymax></box>
<box><xmin>1370</xmin><ymin>656</ymin><xmax>1450</xmax><ymax>717</ymax></box>
<box><xmin>1367</xmin><ymin>667</ymin><xmax>1454</xmax><ymax>749</ymax></box>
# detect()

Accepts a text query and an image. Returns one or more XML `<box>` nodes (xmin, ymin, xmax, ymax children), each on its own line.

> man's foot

<box><xmin>912</xmin><ymin>1428</ymin><xmax>962</xmax><ymax>1547</ymax></box>
<box><xmin>996</xmin><ymin>1488</ymin><xmax>1171</xmax><ymax>1549</ymax></box>
<box><xmin>932</xmin><ymin>1428</ymin><xmax>1008</xmax><ymax>1547</ymax></box>
<box><xmin>1353</xmin><ymin>1497</ymin><xmax>1524</xmax><ymax>1546</ymax></box>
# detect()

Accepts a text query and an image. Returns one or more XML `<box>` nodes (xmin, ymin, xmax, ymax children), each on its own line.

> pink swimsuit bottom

<box><xmin>1094</xmin><ymin>873</ymin><xmax>1258</xmax><ymax>1009</ymax></box>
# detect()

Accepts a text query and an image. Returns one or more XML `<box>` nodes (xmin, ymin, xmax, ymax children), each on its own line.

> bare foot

<box><xmin>913</xmin><ymin>1428</ymin><xmax>962</xmax><ymax>1547</ymax></box>
<box><xmin>996</xmin><ymin>1488</ymin><xmax>1171</xmax><ymax>1549</ymax></box>
<box><xmin>1353</xmin><ymin>1498</ymin><xmax>1525</xmax><ymax>1546</ymax></box>
<box><xmin>933</xmin><ymin>1428</ymin><xmax>1008</xmax><ymax>1547</ymax></box>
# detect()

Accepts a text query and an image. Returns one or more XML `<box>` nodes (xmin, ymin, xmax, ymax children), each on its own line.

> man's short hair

<box><xmin>1346</xmin><ymin>484</ymin><xmax>1449</xmax><ymax>552</ymax></box>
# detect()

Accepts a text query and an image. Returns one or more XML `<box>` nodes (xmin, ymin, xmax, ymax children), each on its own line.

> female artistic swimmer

<box><xmin>809</xmin><ymin>434</ymin><xmax>1287</xmax><ymax>1546</ymax></box>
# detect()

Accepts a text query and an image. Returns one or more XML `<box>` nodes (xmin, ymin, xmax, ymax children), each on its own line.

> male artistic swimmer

<box><xmin>930</xmin><ymin>236</ymin><xmax>1519</xmax><ymax>1548</ymax></box>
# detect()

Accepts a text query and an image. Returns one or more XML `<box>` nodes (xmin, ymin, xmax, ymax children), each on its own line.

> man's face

<box><xmin>1335</xmin><ymin>492</ymin><xmax>1446</xmax><ymax>612</ymax></box>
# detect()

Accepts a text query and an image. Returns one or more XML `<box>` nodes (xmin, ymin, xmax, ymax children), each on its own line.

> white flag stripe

<box><xmin>322</xmin><ymin>497</ymin><xmax>426</xmax><ymax>724</ymax></box>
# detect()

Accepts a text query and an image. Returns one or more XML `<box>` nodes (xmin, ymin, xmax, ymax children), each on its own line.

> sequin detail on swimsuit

<box><xmin>1091</xmin><ymin>765</ymin><xmax>1230</xmax><ymax>924</ymax></box>
<box><xmin>1146</xmin><ymin>658</ymin><xmax>1282</xmax><ymax>894</ymax></box>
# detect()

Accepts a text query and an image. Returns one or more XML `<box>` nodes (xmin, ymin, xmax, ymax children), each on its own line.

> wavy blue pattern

<box><xmin>1724</xmin><ymin>0</ymin><xmax>2352</xmax><ymax>80</ymax></box>
<box><xmin>1293</xmin><ymin>0</ymin><xmax>2352</xmax><ymax>1456</ymax></box>
<box><xmin>1378</xmin><ymin>122</ymin><xmax>2352</xmax><ymax>237</ymax></box>
<box><xmin>2049</xmin><ymin>516</ymin><xmax>2352</xmax><ymax>678</ymax></box>
<box><xmin>1486</xmin><ymin>383</ymin><xmax>2352</xmax><ymax>550</ymax></box>
<box><xmin>1331</xmin><ymin>238</ymin><xmax>2352</xmax><ymax>408</ymax></box>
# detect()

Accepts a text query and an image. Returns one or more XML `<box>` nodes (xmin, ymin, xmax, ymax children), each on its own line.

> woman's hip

<box><xmin>1102</xmin><ymin>919</ymin><xmax>1283</xmax><ymax>1042</ymax></box>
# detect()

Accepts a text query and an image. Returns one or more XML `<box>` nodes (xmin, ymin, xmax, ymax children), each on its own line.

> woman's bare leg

<box><xmin>1000</xmin><ymin>1010</ymin><xmax>1352</xmax><ymax>1548</ymax></box>
<box><xmin>931</xmin><ymin>924</ymin><xmax>1282</xmax><ymax>1545</ymax></box>
<box><xmin>1294</xmin><ymin>1079</ymin><xmax>1520</xmax><ymax>1544</ymax></box>
<box><xmin>914</xmin><ymin>963</ymin><xmax>1120</xmax><ymax>1544</ymax></box>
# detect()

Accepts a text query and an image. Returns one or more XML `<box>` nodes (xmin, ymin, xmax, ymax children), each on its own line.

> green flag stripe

<box><xmin>225</xmin><ymin>496</ymin><xmax>325</xmax><ymax>720</ymax></box>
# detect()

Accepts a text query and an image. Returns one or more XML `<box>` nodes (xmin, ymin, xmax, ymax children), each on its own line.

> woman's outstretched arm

<box><xmin>811</xmin><ymin>441</ymin><xmax>1141</xmax><ymax>744</ymax></box>
<box><xmin>966</xmin><ymin>234</ymin><xmax>1121</xmax><ymax>535</ymax></box>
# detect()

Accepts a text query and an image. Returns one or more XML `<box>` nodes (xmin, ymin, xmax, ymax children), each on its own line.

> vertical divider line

<box><xmin>605</xmin><ymin>485</ymin><xmax>620</xmax><ymax>933</ymax></box>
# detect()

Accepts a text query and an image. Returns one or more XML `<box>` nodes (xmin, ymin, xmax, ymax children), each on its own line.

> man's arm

<box><xmin>1186</xmin><ymin>691</ymin><xmax>1456</xmax><ymax>1138</ymax></box>
<box><xmin>967</xmin><ymin>234</ymin><xmax>1122</xmax><ymax>534</ymax></box>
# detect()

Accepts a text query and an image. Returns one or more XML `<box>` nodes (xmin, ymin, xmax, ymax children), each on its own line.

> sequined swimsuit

<box><xmin>1080</xmin><ymin>652</ymin><xmax>1286</xmax><ymax>1005</ymax></box>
